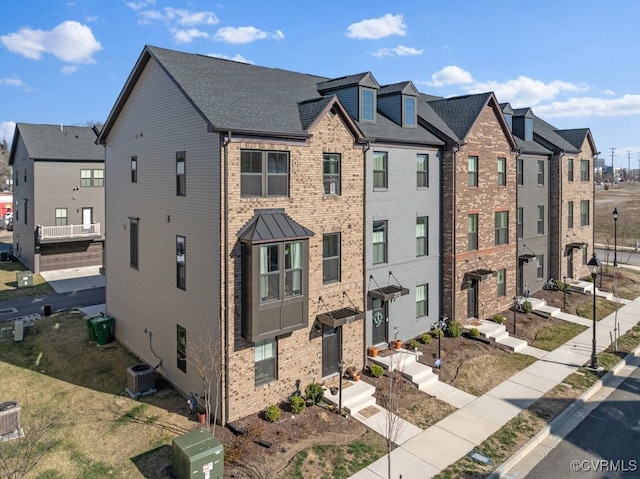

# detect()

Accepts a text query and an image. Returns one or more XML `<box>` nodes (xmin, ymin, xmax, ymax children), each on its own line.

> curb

<box><xmin>488</xmin><ymin>342</ymin><xmax>640</xmax><ymax>479</ymax></box>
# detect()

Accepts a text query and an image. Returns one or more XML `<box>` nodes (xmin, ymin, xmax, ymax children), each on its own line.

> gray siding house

<box><xmin>9</xmin><ymin>123</ymin><xmax>105</xmax><ymax>273</ymax></box>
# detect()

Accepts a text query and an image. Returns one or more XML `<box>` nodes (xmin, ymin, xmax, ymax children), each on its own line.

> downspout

<box><xmin>362</xmin><ymin>140</ymin><xmax>370</xmax><ymax>359</ymax></box>
<box><xmin>557</xmin><ymin>150</ymin><xmax>565</xmax><ymax>279</ymax></box>
<box><xmin>222</xmin><ymin>131</ymin><xmax>231</xmax><ymax>425</ymax></box>
<box><xmin>450</xmin><ymin>142</ymin><xmax>460</xmax><ymax>324</ymax></box>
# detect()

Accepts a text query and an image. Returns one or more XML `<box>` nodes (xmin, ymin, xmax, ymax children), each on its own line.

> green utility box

<box><xmin>16</xmin><ymin>271</ymin><xmax>33</xmax><ymax>288</ymax></box>
<box><xmin>92</xmin><ymin>316</ymin><xmax>114</xmax><ymax>345</ymax></box>
<box><xmin>172</xmin><ymin>428</ymin><xmax>223</xmax><ymax>479</ymax></box>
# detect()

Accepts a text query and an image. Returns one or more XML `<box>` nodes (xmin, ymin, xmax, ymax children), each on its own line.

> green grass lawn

<box><xmin>0</xmin><ymin>260</ymin><xmax>54</xmax><ymax>300</ymax></box>
<box><xmin>531</xmin><ymin>322</ymin><xmax>588</xmax><ymax>351</ymax></box>
<box><xmin>576</xmin><ymin>297</ymin><xmax>620</xmax><ymax>321</ymax></box>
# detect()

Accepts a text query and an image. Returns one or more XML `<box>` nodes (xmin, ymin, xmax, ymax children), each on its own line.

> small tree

<box><xmin>380</xmin><ymin>355</ymin><xmax>407</xmax><ymax>479</ymax></box>
<box><xmin>188</xmin><ymin>333</ymin><xmax>223</xmax><ymax>434</ymax></box>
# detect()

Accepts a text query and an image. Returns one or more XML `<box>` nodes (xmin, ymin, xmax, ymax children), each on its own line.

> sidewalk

<box><xmin>349</xmin><ymin>295</ymin><xmax>640</xmax><ymax>479</ymax></box>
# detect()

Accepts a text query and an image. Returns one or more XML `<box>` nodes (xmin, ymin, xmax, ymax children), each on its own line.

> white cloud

<box><xmin>425</xmin><ymin>65</ymin><xmax>474</xmax><ymax>86</ymax></box>
<box><xmin>468</xmin><ymin>76</ymin><xmax>589</xmax><ymax>107</ymax></box>
<box><xmin>602</xmin><ymin>89</ymin><xmax>616</xmax><ymax>96</ymax></box>
<box><xmin>207</xmin><ymin>53</ymin><xmax>252</xmax><ymax>64</ymax></box>
<box><xmin>0</xmin><ymin>122</ymin><xmax>16</xmax><ymax>145</ymax></box>
<box><xmin>371</xmin><ymin>45</ymin><xmax>423</xmax><ymax>57</ymax></box>
<box><xmin>535</xmin><ymin>95</ymin><xmax>640</xmax><ymax>118</ymax></box>
<box><xmin>347</xmin><ymin>13</ymin><xmax>406</xmax><ymax>40</ymax></box>
<box><xmin>86</xmin><ymin>16</ymin><xmax>98</xmax><ymax>23</ymax></box>
<box><xmin>213</xmin><ymin>26</ymin><xmax>282</xmax><ymax>44</ymax></box>
<box><xmin>126</xmin><ymin>0</ymin><xmax>155</xmax><ymax>11</ymax></box>
<box><xmin>61</xmin><ymin>65</ymin><xmax>78</xmax><ymax>74</ymax></box>
<box><xmin>172</xmin><ymin>28</ymin><xmax>209</xmax><ymax>43</ymax></box>
<box><xmin>1</xmin><ymin>21</ymin><xmax>102</xmax><ymax>63</ymax></box>
<box><xmin>133</xmin><ymin>6</ymin><xmax>218</xmax><ymax>26</ymax></box>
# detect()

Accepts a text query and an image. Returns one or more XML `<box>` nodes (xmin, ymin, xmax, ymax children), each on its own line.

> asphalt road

<box><xmin>595</xmin><ymin>247</ymin><xmax>640</xmax><ymax>267</ymax></box>
<box><xmin>525</xmin><ymin>363</ymin><xmax>640</xmax><ymax>479</ymax></box>
<box><xmin>0</xmin><ymin>287</ymin><xmax>105</xmax><ymax>323</ymax></box>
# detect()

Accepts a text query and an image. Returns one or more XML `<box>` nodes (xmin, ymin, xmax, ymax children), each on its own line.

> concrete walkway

<box><xmin>349</xmin><ymin>295</ymin><xmax>640</xmax><ymax>479</ymax></box>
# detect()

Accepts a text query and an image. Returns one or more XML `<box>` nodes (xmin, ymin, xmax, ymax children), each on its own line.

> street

<box><xmin>595</xmin><ymin>247</ymin><xmax>640</xmax><ymax>267</ymax></box>
<box><xmin>524</xmin><ymin>361</ymin><xmax>640</xmax><ymax>479</ymax></box>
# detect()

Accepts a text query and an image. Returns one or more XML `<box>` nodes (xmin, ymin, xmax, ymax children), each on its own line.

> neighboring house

<box><xmin>97</xmin><ymin>45</ymin><xmax>366</xmax><ymax>423</ymax></box>
<box><xmin>9</xmin><ymin>123</ymin><xmax>105</xmax><ymax>273</ymax></box>
<box><xmin>318</xmin><ymin>74</ymin><xmax>443</xmax><ymax>347</ymax></box>
<box><xmin>425</xmin><ymin>93</ymin><xmax>518</xmax><ymax>323</ymax></box>
<box><xmin>502</xmin><ymin>105</ymin><xmax>553</xmax><ymax>296</ymax></box>
<box><xmin>529</xmin><ymin>114</ymin><xmax>598</xmax><ymax>281</ymax></box>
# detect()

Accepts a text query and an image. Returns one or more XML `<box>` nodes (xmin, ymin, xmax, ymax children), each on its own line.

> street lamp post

<box><xmin>435</xmin><ymin>316</ymin><xmax>447</xmax><ymax>369</ymax></box>
<box><xmin>587</xmin><ymin>253</ymin><xmax>602</xmax><ymax>369</ymax></box>
<box><xmin>613</xmin><ymin>208</ymin><xmax>619</xmax><ymax>267</ymax></box>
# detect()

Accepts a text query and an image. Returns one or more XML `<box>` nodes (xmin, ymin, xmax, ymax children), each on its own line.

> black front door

<box><xmin>567</xmin><ymin>253</ymin><xmax>574</xmax><ymax>279</ymax></box>
<box><xmin>467</xmin><ymin>280</ymin><xmax>478</xmax><ymax>319</ymax></box>
<box><xmin>371</xmin><ymin>298</ymin><xmax>388</xmax><ymax>345</ymax></box>
<box><xmin>322</xmin><ymin>325</ymin><xmax>340</xmax><ymax>377</ymax></box>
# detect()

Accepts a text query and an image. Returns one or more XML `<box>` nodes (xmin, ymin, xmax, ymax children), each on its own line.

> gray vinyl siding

<box><xmin>104</xmin><ymin>57</ymin><xmax>221</xmax><ymax>400</ymax></box>
<box><xmin>377</xmin><ymin>95</ymin><xmax>401</xmax><ymax>125</ymax></box>
<box><xmin>366</xmin><ymin>145</ymin><xmax>441</xmax><ymax>344</ymax></box>
<box><xmin>518</xmin><ymin>154</ymin><xmax>550</xmax><ymax>294</ymax></box>
<box><xmin>331</xmin><ymin>87</ymin><xmax>359</xmax><ymax>121</ymax></box>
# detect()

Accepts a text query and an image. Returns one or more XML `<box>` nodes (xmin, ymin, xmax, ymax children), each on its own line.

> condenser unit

<box><xmin>125</xmin><ymin>364</ymin><xmax>156</xmax><ymax>398</ymax></box>
<box><xmin>0</xmin><ymin>401</ymin><xmax>21</xmax><ymax>436</ymax></box>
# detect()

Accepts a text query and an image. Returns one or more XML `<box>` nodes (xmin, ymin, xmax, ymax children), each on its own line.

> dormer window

<box><xmin>525</xmin><ymin>118</ymin><xmax>533</xmax><ymax>141</ymax></box>
<box><xmin>403</xmin><ymin>96</ymin><xmax>416</xmax><ymax>127</ymax></box>
<box><xmin>504</xmin><ymin>113</ymin><xmax>512</xmax><ymax>131</ymax></box>
<box><xmin>361</xmin><ymin>88</ymin><xmax>375</xmax><ymax>122</ymax></box>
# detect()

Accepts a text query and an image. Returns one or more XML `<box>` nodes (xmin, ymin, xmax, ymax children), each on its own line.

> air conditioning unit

<box><xmin>0</xmin><ymin>401</ymin><xmax>21</xmax><ymax>436</ymax></box>
<box><xmin>126</xmin><ymin>364</ymin><xmax>156</xmax><ymax>397</ymax></box>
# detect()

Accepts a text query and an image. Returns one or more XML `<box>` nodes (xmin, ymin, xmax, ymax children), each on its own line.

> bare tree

<box><xmin>379</xmin><ymin>354</ymin><xmax>408</xmax><ymax>479</ymax></box>
<box><xmin>188</xmin><ymin>333</ymin><xmax>223</xmax><ymax>435</ymax></box>
<box><xmin>0</xmin><ymin>409</ymin><xmax>59</xmax><ymax>479</ymax></box>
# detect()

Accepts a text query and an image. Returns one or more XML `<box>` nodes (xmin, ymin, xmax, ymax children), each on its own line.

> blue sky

<box><xmin>2</xmin><ymin>0</ymin><xmax>639</xmax><ymax>168</ymax></box>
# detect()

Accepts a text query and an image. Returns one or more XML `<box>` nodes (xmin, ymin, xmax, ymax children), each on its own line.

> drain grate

<box><xmin>0</xmin><ymin>308</ymin><xmax>18</xmax><ymax>315</ymax></box>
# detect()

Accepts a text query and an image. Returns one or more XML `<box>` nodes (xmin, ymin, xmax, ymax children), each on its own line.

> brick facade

<box><xmin>222</xmin><ymin>109</ymin><xmax>364</xmax><ymax>421</ymax></box>
<box><xmin>442</xmin><ymin>104</ymin><xmax>517</xmax><ymax>323</ymax></box>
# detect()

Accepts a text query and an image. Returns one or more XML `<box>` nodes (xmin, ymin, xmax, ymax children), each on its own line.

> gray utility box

<box><xmin>172</xmin><ymin>428</ymin><xmax>223</xmax><ymax>479</ymax></box>
<box><xmin>16</xmin><ymin>271</ymin><xmax>33</xmax><ymax>288</ymax></box>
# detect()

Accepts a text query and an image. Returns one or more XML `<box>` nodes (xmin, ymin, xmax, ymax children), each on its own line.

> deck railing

<box><xmin>38</xmin><ymin>223</ymin><xmax>101</xmax><ymax>240</ymax></box>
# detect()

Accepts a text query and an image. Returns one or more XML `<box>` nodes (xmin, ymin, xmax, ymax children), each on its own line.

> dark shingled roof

<box><xmin>556</xmin><ymin>128</ymin><xmax>589</xmax><ymax>150</ymax></box>
<box><xmin>417</xmin><ymin>94</ymin><xmax>460</xmax><ymax>143</ymax></box>
<box><xmin>427</xmin><ymin>93</ymin><xmax>493</xmax><ymax>141</ymax></box>
<box><xmin>316</xmin><ymin>72</ymin><xmax>378</xmax><ymax>92</ymax></box>
<box><xmin>515</xmin><ymin>137</ymin><xmax>552</xmax><ymax>155</ymax></box>
<box><xmin>358</xmin><ymin>113</ymin><xmax>443</xmax><ymax>146</ymax></box>
<box><xmin>298</xmin><ymin>97</ymin><xmax>334</xmax><ymax>131</ymax></box>
<box><xmin>10</xmin><ymin>123</ymin><xmax>103</xmax><ymax>165</ymax></box>
<box><xmin>237</xmin><ymin>209</ymin><xmax>314</xmax><ymax>244</ymax></box>
<box><xmin>527</xmin><ymin>114</ymin><xmax>580</xmax><ymax>154</ymax></box>
<box><xmin>378</xmin><ymin>81</ymin><xmax>417</xmax><ymax>97</ymax></box>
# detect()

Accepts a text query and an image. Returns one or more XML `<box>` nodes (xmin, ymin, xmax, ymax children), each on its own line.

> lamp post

<box><xmin>435</xmin><ymin>316</ymin><xmax>447</xmax><ymax>369</ymax></box>
<box><xmin>613</xmin><ymin>208</ymin><xmax>618</xmax><ymax>267</ymax></box>
<box><xmin>587</xmin><ymin>253</ymin><xmax>602</xmax><ymax>369</ymax></box>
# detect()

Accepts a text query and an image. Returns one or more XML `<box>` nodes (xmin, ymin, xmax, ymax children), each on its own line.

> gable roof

<box><xmin>426</xmin><ymin>92</ymin><xmax>517</xmax><ymax>149</ymax></box>
<box><xmin>317</xmin><ymin>72</ymin><xmax>379</xmax><ymax>93</ymax></box>
<box><xmin>556</xmin><ymin>128</ymin><xmax>598</xmax><ymax>155</ymax></box>
<box><xmin>237</xmin><ymin>209</ymin><xmax>314</xmax><ymax>244</ymax></box>
<box><xmin>10</xmin><ymin>123</ymin><xmax>103</xmax><ymax>165</ymax></box>
<box><xmin>417</xmin><ymin>94</ymin><xmax>460</xmax><ymax>144</ymax></box>
<box><xmin>528</xmin><ymin>115</ymin><xmax>581</xmax><ymax>154</ymax></box>
<box><xmin>378</xmin><ymin>81</ymin><xmax>418</xmax><ymax>97</ymax></box>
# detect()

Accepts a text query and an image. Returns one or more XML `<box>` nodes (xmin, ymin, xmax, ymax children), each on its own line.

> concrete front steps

<box><xmin>323</xmin><ymin>378</ymin><xmax>377</xmax><ymax>415</ymax></box>
<box><xmin>466</xmin><ymin>320</ymin><xmax>546</xmax><ymax>359</ymax></box>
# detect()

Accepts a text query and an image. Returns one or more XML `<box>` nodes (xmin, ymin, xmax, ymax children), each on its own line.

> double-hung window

<box><xmin>495</xmin><ymin>211</ymin><xmax>508</xmax><ymax>245</ymax></box>
<box><xmin>416</xmin><ymin>284</ymin><xmax>428</xmax><ymax>318</ymax></box>
<box><xmin>259</xmin><ymin>244</ymin><xmax>280</xmax><ymax>302</ymax></box>
<box><xmin>373</xmin><ymin>152</ymin><xmax>388</xmax><ymax>189</ymax></box>
<box><xmin>176</xmin><ymin>151</ymin><xmax>186</xmax><ymax>196</ymax></box>
<box><xmin>496</xmin><ymin>269</ymin><xmax>506</xmax><ymax>297</ymax></box>
<box><xmin>525</xmin><ymin>118</ymin><xmax>533</xmax><ymax>140</ymax></box>
<box><xmin>517</xmin><ymin>158</ymin><xmax>523</xmax><ymax>185</ymax></box>
<box><xmin>568</xmin><ymin>201</ymin><xmax>574</xmax><ymax>229</ymax></box>
<box><xmin>284</xmin><ymin>242</ymin><xmax>302</xmax><ymax>298</ymax></box>
<box><xmin>372</xmin><ymin>220</ymin><xmax>387</xmax><ymax>264</ymax></box>
<box><xmin>255</xmin><ymin>338</ymin><xmax>277</xmax><ymax>385</ymax></box>
<box><xmin>468</xmin><ymin>214</ymin><xmax>478</xmax><ymax>251</ymax></box>
<box><xmin>323</xmin><ymin>153</ymin><xmax>340</xmax><ymax>195</ymax></box>
<box><xmin>517</xmin><ymin>207</ymin><xmax>523</xmax><ymax>239</ymax></box>
<box><xmin>416</xmin><ymin>216</ymin><xmax>428</xmax><ymax>257</ymax></box>
<box><xmin>80</xmin><ymin>169</ymin><xmax>104</xmax><ymax>187</ymax></box>
<box><xmin>241</xmin><ymin>150</ymin><xmax>289</xmax><ymax>197</ymax></box>
<box><xmin>581</xmin><ymin>200</ymin><xmax>590</xmax><ymax>226</ymax></box>
<box><xmin>403</xmin><ymin>96</ymin><xmax>416</xmax><ymax>126</ymax></box>
<box><xmin>468</xmin><ymin>156</ymin><xmax>478</xmax><ymax>186</ymax></box>
<box><xmin>130</xmin><ymin>218</ymin><xmax>139</xmax><ymax>269</ymax></box>
<box><xmin>80</xmin><ymin>169</ymin><xmax>92</xmax><ymax>187</ymax></box>
<box><xmin>131</xmin><ymin>156</ymin><xmax>138</xmax><ymax>183</ymax></box>
<box><xmin>417</xmin><ymin>154</ymin><xmax>428</xmax><ymax>187</ymax></box>
<box><xmin>567</xmin><ymin>159</ymin><xmax>574</xmax><ymax>182</ymax></box>
<box><xmin>497</xmin><ymin>157</ymin><xmax>506</xmax><ymax>186</ymax></box>
<box><xmin>536</xmin><ymin>255</ymin><xmax>544</xmax><ymax>279</ymax></box>
<box><xmin>55</xmin><ymin>208</ymin><xmax>68</xmax><ymax>226</ymax></box>
<box><xmin>580</xmin><ymin>160</ymin><xmax>590</xmax><ymax>181</ymax></box>
<box><xmin>361</xmin><ymin>88</ymin><xmax>375</xmax><ymax>122</ymax></box>
<box><xmin>537</xmin><ymin>160</ymin><xmax>544</xmax><ymax>185</ymax></box>
<box><xmin>322</xmin><ymin>233</ymin><xmax>340</xmax><ymax>284</ymax></box>
<box><xmin>537</xmin><ymin>206</ymin><xmax>544</xmax><ymax>234</ymax></box>
<box><xmin>176</xmin><ymin>236</ymin><xmax>186</xmax><ymax>290</ymax></box>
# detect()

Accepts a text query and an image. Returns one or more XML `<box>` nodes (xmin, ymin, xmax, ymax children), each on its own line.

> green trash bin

<box><xmin>84</xmin><ymin>315</ymin><xmax>98</xmax><ymax>342</ymax></box>
<box><xmin>92</xmin><ymin>316</ymin><xmax>113</xmax><ymax>346</ymax></box>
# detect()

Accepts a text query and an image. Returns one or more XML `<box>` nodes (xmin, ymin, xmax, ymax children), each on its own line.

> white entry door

<box><xmin>82</xmin><ymin>208</ymin><xmax>93</xmax><ymax>229</ymax></box>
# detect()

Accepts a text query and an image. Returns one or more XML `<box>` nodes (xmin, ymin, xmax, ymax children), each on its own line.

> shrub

<box><xmin>446</xmin><ymin>321</ymin><xmax>462</xmax><ymax>338</ymax></box>
<box><xmin>305</xmin><ymin>382</ymin><xmax>324</xmax><ymax>405</ymax></box>
<box><xmin>493</xmin><ymin>314</ymin><xmax>505</xmax><ymax>324</ymax></box>
<box><xmin>409</xmin><ymin>339</ymin><xmax>420</xmax><ymax>350</ymax></box>
<box><xmin>431</xmin><ymin>328</ymin><xmax>444</xmax><ymax>339</ymax></box>
<box><xmin>468</xmin><ymin>328</ymin><xmax>480</xmax><ymax>338</ymax></box>
<box><xmin>369</xmin><ymin>364</ymin><xmax>385</xmax><ymax>378</ymax></box>
<box><xmin>264</xmin><ymin>404</ymin><xmax>281</xmax><ymax>423</ymax></box>
<box><xmin>421</xmin><ymin>333</ymin><xmax>432</xmax><ymax>344</ymax></box>
<box><xmin>289</xmin><ymin>395</ymin><xmax>306</xmax><ymax>414</ymax></box>
<box><xmin>523</xmin><ymin>300</ymin><xmax>533</xmax><ymax>313</ymax></box>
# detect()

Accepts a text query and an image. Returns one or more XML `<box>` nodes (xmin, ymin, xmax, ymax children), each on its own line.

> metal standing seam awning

<box><xmin>316</xmin><ymin>307</ymin><xmax>365</xmax><ymax>328</ymax></box>
<box><xmin>518</xmin><ymin>253</ymin><xmax>536</xmax><ymax>263</ymax></box>
<box><xmin>464</xmin><ymin>269</ymin><xmax>496</xmax><ymax>282</ymax></box>
<box><xmin>565</xmin><ymin>242</ymin><xmax>587</xmax><ymax>256</ymax></box>
<box><xmin>367</xmin><ymin>285</ymin><xmax>410</xmax><ymax>302</ymax></box>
